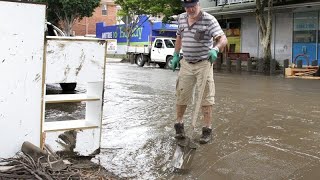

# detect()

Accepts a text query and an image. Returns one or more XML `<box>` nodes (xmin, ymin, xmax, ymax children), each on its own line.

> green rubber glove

<box><xmin>208</xmin><ymin>47</ymin><xmax>219</xmax><ymax>64</ymax></box>
<box><xmin>171</xmin><ymin>52</ymin><xmax>180</xmax><ymax>71</ymax></box>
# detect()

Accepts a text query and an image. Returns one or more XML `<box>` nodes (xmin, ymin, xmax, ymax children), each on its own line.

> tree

<box><xmin>115</xmin><ymin>0</ymin><xmax>154</xmax><ymax>47</ymax></box>
<box><xmin>34</xmin><ymin>0</ymin><xmax>100</xmax><ymax>36</ymax></box>
<box><xmin>255</xmin><ymin>0</ymin><xmax>273</xmax><ymax>72</ymax></box>
<box><xmin>115</xmin><ymin>0</ymin><xmax>183</xmax><ymax>47</ymax></box>
<box><xmin>148</xmin><ymin>0</ymin><xmax>184</xmax><ymax>23</ymax></box>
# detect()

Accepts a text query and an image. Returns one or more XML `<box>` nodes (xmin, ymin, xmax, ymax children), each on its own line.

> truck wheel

<box><xmin>158</xmin><ymin>63</ymin><xmax>166</xmax><ymax>68</ymax></box>
<box><xmin>166</xmin><ymin>56</ymin><xmax>173</xmax><ymax>69</ymax></box>
<box><xmin>60</xmin><ymin>83</ymin><xmax>77</xmax><ymax>91</ymax></box>
<box><xmin>136</xmin><ymin>55</ymin><xmax>145</xmax><ymax>67</ymax></box>
<box><xmin>144</xmin><ymin>55</ymin><xmax>150</xmax><ymax>66</ymax></box>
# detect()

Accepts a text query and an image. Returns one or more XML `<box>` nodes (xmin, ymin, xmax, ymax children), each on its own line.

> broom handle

<box><xmin>191</xmin><ymin>63</ymin><xmax>212</xmax><ymax>129</ymax></box>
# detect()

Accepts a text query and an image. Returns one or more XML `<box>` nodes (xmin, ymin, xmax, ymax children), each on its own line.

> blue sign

<box><xmin>292</xmin><ymin>43</ymin><xmax>317</xmax><ymax>65</ymax></box>
<box><xmin>96</xmin><ymin>15</ymin><xmax>177</xmax><ymax>45</ymax></box>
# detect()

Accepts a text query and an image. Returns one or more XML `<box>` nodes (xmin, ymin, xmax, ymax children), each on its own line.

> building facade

<box><xmin>200</xmin><ymin>0</ymin><xmax>320</xmax><ymax>65</ymax></box>
<box><xmin>72</xmin><ymin>0</ymin><xmax>117</xmax><ymax>36</ymax></box>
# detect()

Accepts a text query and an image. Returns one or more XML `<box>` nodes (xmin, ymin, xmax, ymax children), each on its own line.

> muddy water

<box><xmin>98</xmin><ymin>64</ymin><xmax>178</xmax><ymax>179</ymax></box>
<box><xmin>47</xmin><ymin>63</ymin><xmax>320</xmax><ymax>180</ymax></box>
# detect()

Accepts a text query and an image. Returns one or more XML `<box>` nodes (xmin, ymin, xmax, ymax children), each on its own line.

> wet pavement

<box><xmin>47</xmin><ymin>61</ymin><xmax>320</xmax><ymax>180</ymax></box>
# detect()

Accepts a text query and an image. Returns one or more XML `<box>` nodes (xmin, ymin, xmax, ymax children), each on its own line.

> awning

<box><xmin>203</xmin><ymin>2</ymin><xmax>320</xmax><ymax>16</ymax></box>
<box><xmin>152</xmin><ymin>22</ymin><xmax>178</xmax><ymax>31</ymax></box>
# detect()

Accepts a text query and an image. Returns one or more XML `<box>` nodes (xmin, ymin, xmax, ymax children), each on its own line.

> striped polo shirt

<box><xmin>176</xmin><ymin>11</ymin><xmax>224</xmax><ymax>63</ymax></box>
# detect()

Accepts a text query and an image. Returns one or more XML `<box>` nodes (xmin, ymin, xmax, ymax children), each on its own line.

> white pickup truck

<box><xmin>127</xmin><ymin>37</ymin><xmax>176</xmax><ymax>68</ymax></box>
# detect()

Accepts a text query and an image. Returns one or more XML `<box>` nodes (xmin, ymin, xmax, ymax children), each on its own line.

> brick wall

<box><xmin>72</xmin><ymin>3</ymin><xmax>117</xmax><ymax>36</ymax></box>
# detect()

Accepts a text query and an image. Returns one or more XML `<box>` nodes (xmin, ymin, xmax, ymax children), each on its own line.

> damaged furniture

<box><xmin>43</xmin><ymin>36</ymin><xmax>108</xmax><ymax>156</ymax></box>
<box><xmin>285</xmin><ymin>65</ymin><xmax>320</xmax><ymax>79</ymax></box>
<box><xmin>0</xmin><ymin>1</ymin><xmax>46</xmax><ymax>158</ymax></box>
<box><xmin>1</xmin><ymin>0</ymin><xmax>108</xmax><ymax>160</ymax></box>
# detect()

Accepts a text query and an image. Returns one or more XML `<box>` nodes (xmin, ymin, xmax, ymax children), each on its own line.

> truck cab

<box><xmin>150</xmin><ymin>38</ymin><xmax>176</xmax><ymax>68</ymax></box>
<box><xmin>128</xmin><ymin>37</ymin><xmax>177</xmax><ymax>69</ymax></box>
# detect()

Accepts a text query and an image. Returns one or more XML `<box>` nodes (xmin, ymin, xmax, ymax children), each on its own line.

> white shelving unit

<box><xmin>43</xmin><ymin>82</ymin><xmax>103</xmax><ymax>132</ymax></box>
<box><xmin>43</xmin><ymin>120</ymin><xmax>98</xmax><ymax>132</ymax></box>
<box><xmin>45</xmin><ymin>94</ymin><xmax>100</xmax><ymax>104</ymax></box>
<box><xmin>43</xmin><ymin>37</ymin><xmax>107</xmax><ymax>156</ymax></box>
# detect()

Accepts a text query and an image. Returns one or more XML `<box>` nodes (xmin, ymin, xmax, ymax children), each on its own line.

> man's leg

<box><xmin>201</xmin><ymin>105</ymin><xmax>212</xmax><ymax>127</ymax></box>
<box><xmin>174</xmin><ymin>104</ymin><xmax>187</xmax><ymax>139</ymax></box>
<box><xmin>199</xmin><ymin>105</ymin><xmax>213</xmax><ymax>144</ymax></box>
<box><xmin>176</xmin><ymin>104</ymin><xmax>187</xmax><ymax>123</ymax></box>
<box><xmin>174</xmin><ymin>59</ymin><xmax>194</xmax><ymax>139</ymax></box>
<box><xmin>197</xmin><ymin>61</ymin><xmax>215</xmax><ymax>144</ymax></box>
<box><xmin>195</xmin><ymin>61</ymin><xmax>215</xmax><ymax>144</ymax></box>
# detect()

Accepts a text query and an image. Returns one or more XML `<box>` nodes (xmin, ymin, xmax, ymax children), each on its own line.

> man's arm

<box><xmin>174</xmin><ymin>35</ymin><xmax>182</xmax><ymax>53</ymax></box>
<box><xmin>171</xmin><ymin>35</ymin><xmax>182</xmax><ymax>71</ymax></box>
<box><xmin>214</xmin><ymin>34</ymin><xmax>228</xmax><ymax>51</ymax></box>
<box><xmin>208</xmin><ymin>34</ymin><xmax>228</xmax><ymax>64</ymax></box>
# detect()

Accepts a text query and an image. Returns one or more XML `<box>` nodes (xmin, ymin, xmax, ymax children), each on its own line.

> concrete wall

<box><xmin>241</xmin><ymin>13</ymin><xmax>293</xmax><ymax>63</ymax></box>
<box><xmin>241</xmin><ymin>15</ymin><xmax>259</xmax><ymax>58</ymax></box>
<box><xmin>200</xmin><ymin>0</ymin><xmax>216</xmax><ymax>8</ymax></box>
<box><xmin>274</xmin><ymin>12</ymin><xmax>293</xmax><ymax>64</ymax></box>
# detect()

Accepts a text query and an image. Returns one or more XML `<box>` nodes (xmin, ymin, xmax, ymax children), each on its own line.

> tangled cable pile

<box><xmin>0</xmin><ymin>152</ymin><xmax>111</xmax><ymax>180</ymax></box>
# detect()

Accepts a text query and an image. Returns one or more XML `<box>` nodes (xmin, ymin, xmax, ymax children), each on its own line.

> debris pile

<box><xmin>285</xmin><ymin>66</ymin><xmax>320</xmax><ymax>79</ymax></box>
<box><xmin>314</xmin><ymin>66</ymin><xmax>320</xmax><ymax>77</ymax></box>
<box><xmin>0</xmin><ymin>141</ymin><xmax>114</xmax><ymax>180</ymax></box>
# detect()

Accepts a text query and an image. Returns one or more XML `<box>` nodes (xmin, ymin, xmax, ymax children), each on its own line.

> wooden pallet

<box><xmin>286</xmin><ymin>76</ymin><xmax>320</xmax><ymax>80</ymax></box>
<box><xmin>285</xmin><ymin>67</ymin><xmax>320</xmax><ymax>80</ymax></box>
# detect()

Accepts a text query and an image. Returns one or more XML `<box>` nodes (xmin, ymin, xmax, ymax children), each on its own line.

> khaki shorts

<box><xmin>176</xmin><ymin>59</ymin><xmax>215</xmax><ymax>106</ymax></box>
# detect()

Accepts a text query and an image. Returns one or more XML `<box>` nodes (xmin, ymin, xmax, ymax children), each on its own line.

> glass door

<box><xmin>318</xmin><ymin>12</ymin><xmax>320</xmax><ymax>65</ymax></box>
<box><xmin>293</xmin><ymin>12</ymin><xmax>318</xmax><ymax>66</ymax></box>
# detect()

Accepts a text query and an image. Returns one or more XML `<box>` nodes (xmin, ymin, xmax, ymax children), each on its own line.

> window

<box><xmin>293</xmin><ymin>12</ymin><xmax>317</xmax><ymax>43</ymax></box>
<box><xmin>292</xmin><ymin>11</ymin><xmax>318</xmax><ymax>64</ymax></box>
<box><xmin>154</xmin><ymin>39</ymin><xmax>163</xmax><ymax>48</ymax></box>
<box><xmin>164</xmin><ymin>39</ymin><xmax>174</xmax><ymax>48</ymax></box>
<box><xmin>101</xmin><ymin>4</ymin><xmax>107</xmax><ymax>16</ymax></box>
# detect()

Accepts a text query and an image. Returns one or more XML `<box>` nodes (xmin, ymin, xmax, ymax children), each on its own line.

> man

<box><xmin>171</xmin><ymin>0</ymin><xmax>227</xmax><ymax>144</ymax></box>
